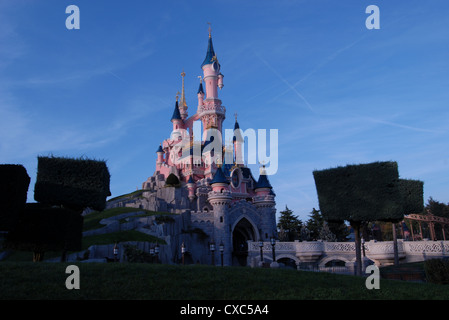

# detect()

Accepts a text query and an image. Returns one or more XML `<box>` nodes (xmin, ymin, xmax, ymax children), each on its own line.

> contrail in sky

<box><xmin>254</xmin><ymin>51</ymin><xmax>316</xmax><ymax>114</ymax></box>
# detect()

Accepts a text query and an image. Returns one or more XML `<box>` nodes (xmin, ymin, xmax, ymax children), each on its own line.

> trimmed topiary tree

<box><xmin>313</xmin><ymin>161</ymin><xmax>404</xmax><ymax>275</ymax></box>
<box><xmin>0</xmin><ymin>164</ymin><xmax>30</xmax><ymax>232</ymax></box>
<box><xmin>5</xmin><ymin>156</ymin><xmax>110</xmax><ymax>261</ymax></box>
<box><xmin>5</xmin><ymin>203</ymin><xmax>83</xmax><ymax>261</ymax></box>
<box><xmin>34</xmin><ymin>156</ymin><xmax>111</xmax><ymax>211</ymax></box>
<box><xmin>313</xmin><ymin>161</ymin><xmax>424</xmax><ymax>274</ymax></box>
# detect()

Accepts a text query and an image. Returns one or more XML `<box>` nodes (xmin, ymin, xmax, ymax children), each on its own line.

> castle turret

<box><xmin>208</xmin><ymin>166</ymin><xmax>232</xmax><ymax>266</ymax></box>
<box><xmin>156</xmin><ymin>144</ymin><xmax>164</xmax><ymax>166</ymax></box>
<box><xmin>171</xmin><ymin>96</ymin><xmax>183</xmax><ymax>131</ymax></box>
<box><xmin>197</xmin><ymin>77</ymin><xmax>204</xmax><ymax>113</ymax></box>
<box><xmin>186</xmin><ymin>175</ymin><xmax>196</xmax><ymax>202</ymax></box>
<box><xmin>254</xmin><ymin>165</ymin><xmax>277</xmax><ymax>241</ymax></box>
<box><xmin>233</xmin><ymin>114</ymin><xmax>244</xmax><ymax>166</ymax></box>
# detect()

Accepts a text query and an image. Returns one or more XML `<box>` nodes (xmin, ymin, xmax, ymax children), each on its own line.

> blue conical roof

<box><xmin>156</xmin><ymin>145</ymin><xmax>163</xmax><ymax>153</ymax></box>
<box><xmin>233</xmin><ymin>119</ymin><xmax>243</xmax><ymax>142</ymax></box>
<box><xmin>210</xmin><ymin>166</ymin><xmax>229</xmax><ymax>185</ymax></box>
<box><xmin>201</xmin><ymin>36</ymin><xmax>216</xmax><ymax>68</ymax></box>
<box><xmin>255</xmin><ymin>173</ymin><xmax>272</xmax><ymax>189</ymax></box>
<box><xmin>171</xmin><ymin>100</ymin><xmax>182</xmax><ymax>121</ymax></box>
<box><xmin>187</xmin><ymin>175</ymin><xmax>195</xmax><ymax>184</ymax></box>
<box><xmin>197</xmin><ymin>82</ymin><xmax>204</xmax><ymax>94</ymax></box>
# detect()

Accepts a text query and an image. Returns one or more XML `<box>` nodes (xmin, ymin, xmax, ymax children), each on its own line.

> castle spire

<box><xmin>179</xmin><ymin>70</ymin><xmax>188</xmax><ymax>120</ymax></box>
<box><xmin>201</xmin><ymin>25</ymin><xmax>216</xmax><ymax>68</ymax></box>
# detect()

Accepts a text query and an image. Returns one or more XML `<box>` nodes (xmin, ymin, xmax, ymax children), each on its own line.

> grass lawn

<box><xmin>0</xmin><ymin>262</ymin><xmax>448</xmax><ymax>300</ymax></box>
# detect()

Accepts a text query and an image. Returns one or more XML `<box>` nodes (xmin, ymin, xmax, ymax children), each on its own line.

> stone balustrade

<box><xmin>248</xmin><ymin>240</ymin><xmax>449</xmax><ymax>267</ymax></box>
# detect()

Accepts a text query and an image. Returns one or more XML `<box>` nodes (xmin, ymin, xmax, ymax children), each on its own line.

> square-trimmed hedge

<box><xmin>0</xmin><ymin>164</ymin><xmax>31</xmax><ymax>231</ymax></box>
<box><xmin>399</xmin><ymin>179</ymin><xmax>424</xmax><ymax>214</ymax></box>
<box><xmin>313</xmin><ymin>161</ymin><xmax>403</xmax><ymax>223</ymax></box>
<box><xmin>34</xmin><ymin>156</ymin><xmax>111</xmax><ymax>211</ymax></box>
<box><xmin>5</xmin><ymin>203</ymin><xmax>84</xmax><ymax>253</ymax></box>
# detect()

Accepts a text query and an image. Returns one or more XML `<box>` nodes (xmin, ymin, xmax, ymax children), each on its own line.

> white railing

<box><xmin>248</xmin><ymin>240</ymin><xmax>449</xmax><ymax>264</ymax></box>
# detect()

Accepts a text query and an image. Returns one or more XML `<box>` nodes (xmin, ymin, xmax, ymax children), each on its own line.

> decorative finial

<box><xmin>234</xmin><ymin>113</ymin><xmax>238</xmax><ymax>122</ymax></box>
<box><xmin>176</xmin><ymin>91</ymin><xmax>180</xmax><ymax>102</ymax></box>
<box><xmin>207</xmin><ymin>22</ymin><xmax>212</xmax><ymax>38</ymax></box>
<box><xmin>180</xmin><ymin>70</ymin><xmax>187</xmax><ymax>108</ymax></box>
<box><xmin>198</xmin><ymin>75</ymin><xmax>202</xmax><ymax>83</ymax></box>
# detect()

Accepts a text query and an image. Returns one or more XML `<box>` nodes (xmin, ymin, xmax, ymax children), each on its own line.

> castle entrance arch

<box><xmin>232</xmin><ymin>217</ymin><xmax>257</xmax><ymax>266</ymax></box>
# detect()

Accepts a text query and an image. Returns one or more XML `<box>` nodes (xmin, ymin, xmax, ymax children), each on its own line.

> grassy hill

<box><xmin>0</xmin><ymin>262</ymin><xmax>448</xmax><ymax>300</ymax></box>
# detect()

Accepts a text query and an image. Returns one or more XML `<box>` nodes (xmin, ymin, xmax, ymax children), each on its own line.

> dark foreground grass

<box><xmin>1</xmin><ymin>262</ymin><xmax>448</xmax><ymax>300</ymax></box>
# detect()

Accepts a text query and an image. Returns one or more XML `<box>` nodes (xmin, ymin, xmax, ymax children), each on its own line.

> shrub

<box><xmin>0</xmin><ymin>164</ymin><xmax>31</xmax><ymax>231</ymax></box>
<box><xmin>155</xmin><ymin>215</ymin><xmax>175</xmax><ymax>224</ymax></box>
<box><xmin>313</xmin><ymin>161</ymin><xmax>403</xmax><ymax>223</ymax></box>
<box><xmin>424</xmin><ymin>259</ymin><xmax>449</xmax><ymax>284</ymax></box>
<box><xmin>123</xmin><ymin>244</ymin><xmax>153</xmax><ymax>263</ymax></box>
<box><xmin>34</xmin><ymin>156</ymin><xmax>111</xmax><ymax>211</ymax></box>
<box><xmin>4</xmin><ymin>203</ymin><xmax>83</xmax><ymax>261</ymax></box>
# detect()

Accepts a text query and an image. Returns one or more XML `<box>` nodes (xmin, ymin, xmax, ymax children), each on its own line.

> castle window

<box><xmin>220</xmin><ymin>216</ymin><xmax>223</xmax><ymax>223</ymax></box>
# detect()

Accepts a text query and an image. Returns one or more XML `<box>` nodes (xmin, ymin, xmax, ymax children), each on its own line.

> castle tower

<box><xmin>198</xmin><ymin>28</ymin><xmax>226</xmax><ymax>138</ymax></box>
<box><xmin>254</xmin><ymin>165</ymin><xmax>277</xmax><ymax>240</ymax></box>
<box><xmin>171</xmin><ymin>95</ymin><xmax>183</xmax><ymax>133</ymax></box>
<box><xmin>156</xmin><ymin>144</ymin><xmax>164</xmax><ymax>167</ymax></box>
<box><xmin>208</xmin><ymin>166</ymin><xmax>232</xmax><ymax>266</ymax></box>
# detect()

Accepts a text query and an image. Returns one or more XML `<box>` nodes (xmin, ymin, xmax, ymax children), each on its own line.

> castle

<box><xmin>129</xmin><ymin>28</ymin><xmax>277</xmax><ymax>266</ymax></box>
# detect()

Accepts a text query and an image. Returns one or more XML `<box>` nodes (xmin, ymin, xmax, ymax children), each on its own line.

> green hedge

<box><xmin>0</xmin><ymin>164</ymin><xmax>31</xmax><ymax>231</ymax></box>
<box><xmin>5</xmin><ymin>203</ymin><xmax>83</xmax><ymax>257</ymax></box>
<box><xmin>399</xmin><ymin>179</ymin><xmax>424</xmax><ymax>214</ymax></box>
<box><xmin>424</xmin><ymin>259</ymin><xmax>449</xmax><ymax>284</ymax></box>
<box><xmin>313</xmin><ymin>161</ymin><xmax>403</xmax><ymax>223</ymax></box>
<box><xmin>34</xmin><ymin>156</ymin><xmax>111</xmax><ymax>211</ymax></box>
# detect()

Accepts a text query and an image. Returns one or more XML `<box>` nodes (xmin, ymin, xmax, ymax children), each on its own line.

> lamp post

<box><xmin>113</xmin><ymin>242</ymin><xmax>119</xmax><ymax>262</ymax></box>
<box><xmin>361</xmin><ymin>237</ymin><xmax>366</xmax><ymax>257</ymax></box>
<box><xmin>181</xmin><ymin>242</ymin><xmax>186</xmax><ymax>265</ymax></box>
<box><xmin>259</xmin><ymin>239</ymin><xmax>264</xmax><ymax>266</ymax></box>
<box><xmin>270</xmin><ymin>237</ymin><xmax>276</xmax><ymax>263</ymax></box>
<box><xmin>154</xmin><ymin>243</ymin><xmax>160</xmax><ymax>264</ymax></box>
<box><xmin>219</xmin><ymin>241</ymin><xmax>224</xmax><ymax>267</ymax></box>
<box><xmin>210</xmin><ymin>240</ymin><xmax>216</xmax><ymax>266</ymax></box>
<box><xmin>150</xmin><ymin>246</ymin><xmax>155</xmax><ymax>263</ymax></box>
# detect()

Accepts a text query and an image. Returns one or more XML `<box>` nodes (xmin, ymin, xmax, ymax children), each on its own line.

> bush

<box><xmin>424</xmin><ymin>259</ymin><xmax>449</xmax><ymax>284</ymax></box>
<box><xmin>313</xmin><ymin>161</ymin><xmax>403</xmax><ymax>222</ymax></box>
<box><xmin>0</xmin><ymin>164</ymin><xmax>31</xmax><ymax>231</ymax></box>
<box><xmin>34</xmin><ymin>156</ymin><xmax>111</xmax><ymax>211</ymax></box>
<box><xmin>4</xmin><ymin>203</ymin><xmax>84</xmax><ymax>261</ymax></box>
<box><xmin>165</xmin><ymin>173</ymin><xmax>180</xmax><ymax>187</ymax></box>
<box><xmin>123</xmin><ymin>244</ymin><xmax>153</xmax><ymax>263</ymax></box>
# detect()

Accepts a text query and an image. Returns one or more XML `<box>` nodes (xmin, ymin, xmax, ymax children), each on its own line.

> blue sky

<box><xmin>1</xmin><ymin>0</ymin><xmax>448</xmax><ymax>221</ymax></box>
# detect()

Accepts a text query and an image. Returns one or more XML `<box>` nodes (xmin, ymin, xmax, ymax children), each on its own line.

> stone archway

<box><xmin>232</xmin><ymin>217</ymin><xmax>257</xmax><ymax>266</ymax></box>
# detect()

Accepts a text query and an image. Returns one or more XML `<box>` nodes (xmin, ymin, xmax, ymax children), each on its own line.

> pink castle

<box><xmin>139</xmin><ymin>28</ymin><xmax>277</xmax><ymax>266</ymax></box>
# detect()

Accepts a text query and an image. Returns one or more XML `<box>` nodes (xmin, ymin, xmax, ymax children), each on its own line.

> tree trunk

<box><xmin>352</xmin><ymin>221</ymin><xmax>362</xmax><ymax>276</ymax></box>
<box><xmin>33</xmin><ymin>251</ymin><xmax>44</xmax><ymax>262</ymax></box>
<box><xmin>392</xmin><ymin>222</ymin><xmax>399</xmax><ymax>266</ymax></box>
